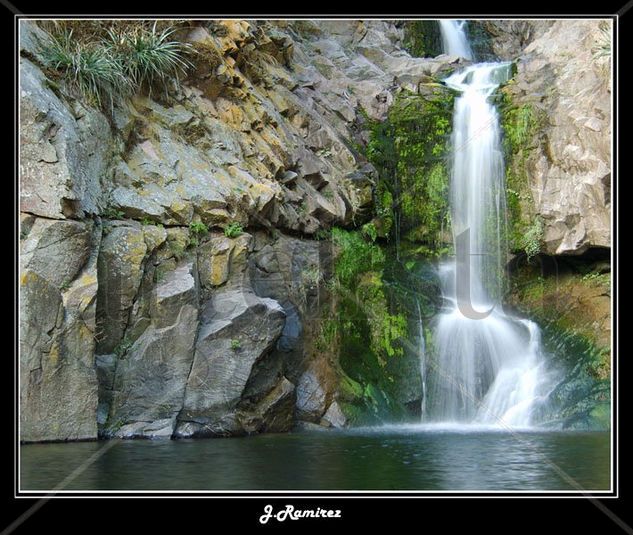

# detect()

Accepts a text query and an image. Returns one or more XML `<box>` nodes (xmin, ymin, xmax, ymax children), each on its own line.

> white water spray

<box><xmin>422</xmin><ymin>23</ymin><xmax>554</xmax><ymax>428</ymax></box>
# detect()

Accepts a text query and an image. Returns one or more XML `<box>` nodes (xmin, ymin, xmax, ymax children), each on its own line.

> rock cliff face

<box><xmin>19</xmin><ymin>19</ymin><xmax>612</xmax><ymax>441</ymax></box>
<box><xmin>492</xmin><ymin>20</ymin><xmax>612</xmax><ymax>255</ymax></box>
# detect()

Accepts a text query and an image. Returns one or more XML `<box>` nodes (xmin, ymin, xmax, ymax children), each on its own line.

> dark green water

<box><xmin>20</xmin><ymin>427</ymin><xmax>611</xmax><ymax>491</ymax></box>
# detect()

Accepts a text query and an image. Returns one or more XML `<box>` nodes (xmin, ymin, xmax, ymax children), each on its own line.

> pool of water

<box><xmin>20</xmin><ymin>426</ymin><xmax>611</xmax><ymax>491</ymax></box>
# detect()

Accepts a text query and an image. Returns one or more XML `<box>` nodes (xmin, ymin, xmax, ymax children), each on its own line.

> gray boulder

<box><xmin>20</xmin><ymin>217</ymin><xmax>100</xmax><ymax>442</ymax></box>
<box><xmin>174</xmin><ymin>289</ymin><xmax>286</xmax><ymax>437</ymax></box>
<box><xmin>104</xmin><ymin>262</ymin><xmax>199</xmax><ymax>438</ymax></box>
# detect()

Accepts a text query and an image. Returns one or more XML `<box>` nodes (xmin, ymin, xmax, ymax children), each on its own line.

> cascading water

<box><xmin>438</xmin><ymin>20</ymin><xmax>473</xmax><ymax>60</ymax></box>
<box><xmin>422</xmin><ymin>21</ymin><xmax>554</xmax><ymax>428</ymax></box>
<box><xmin>416</xmin><ymin>299</ymin><xmax>427</xmax><ymax>418</ymax></box>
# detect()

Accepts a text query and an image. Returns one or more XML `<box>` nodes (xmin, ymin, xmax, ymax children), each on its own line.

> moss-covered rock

<box><xmin>505</xmin><ymin>257</ymin><xmax>611</xmax><ymax>429</ymax></box>
<box><xmin>312</xmin><ymin>229</ymin><xmax>444</xmax><ymax>425</ymax></box>
<box><xmin>402</xmin><ymin>21</ymin><xmax>443</xmax><ymax>58</ymax></box>
<box><xmin>366</xmin><ymin>88</ymin><xmax>454</xmax><ymax>248</ymax></box>
<box><xmin>497</xmin><ymin>84</ymin><xmax>547</xmax><ymax>255</ymax></box>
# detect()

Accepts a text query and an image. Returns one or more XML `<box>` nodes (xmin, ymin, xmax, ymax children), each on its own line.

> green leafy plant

<box><xmin>223</xmin><ymin>222</ymin><xmax>243</xmax><ymax>238</ymax></box>
<box><xmin>186</xmin><ymin>221</ymin><xmax>208</xmax><ymax>248</ymax></box>
<box><xmin>114</xmin><ymin>337</ymin><xmax>134</xmax><ymax>358</ymax></box>
<box><xmin>361</xmin><ymin>222</ymin><xmax>378</xmax><ymax>242</ymax></box>
<box><xmin>189</xmin><ymin>221</ymin><xmax>208</xmax><ymax>235</ymax></box>
<box><xmin>332</xmin><ymin>227</ymin><xmax>385</xmax><ymax>287</ymax></box>
<box><xmin>521</xmin><ymin>217</ymin><xmax>544</xmax><ymax>261</ymax></box>
<box><xmin>102</xmin><ymin>207</ymin><xmax>125</xmax><ymax>219</ymax></box>
<box><xmin>303</xmin><ymin>266</ymin><xmax>322</xmax><ymax>288</ymax></box>
<box><xmin>314</xmin><ymin>228</ymin><xmax>331</xmax><ymax>241</ymax></box>
<box><xmin>230</xmin><ymin>339</ymin><xmax>241</xmax><ymax>351</ymax></box>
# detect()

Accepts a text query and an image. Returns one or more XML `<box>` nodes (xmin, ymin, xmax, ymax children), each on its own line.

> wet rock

<box><xmin>321</xmin><ymin>401</ymin><xmax>347</xmax><ymax>428</ymax></box>
<box><xmin>296</xmin><ymin>368</ymin><xmax>328</xmax><ymax>422</ymax></box>
<box><xmin>238</xmin><ymin>377</ymin><xmax>296</xmax><ymax>433</ymax></box>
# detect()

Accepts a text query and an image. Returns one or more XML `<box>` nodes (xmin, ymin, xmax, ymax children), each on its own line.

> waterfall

<box><xmin>439</xmin><ymin>20</ymin><xmax>473</xmax><ymax>59</ymax></box>
<box><xmin>423</xmin><ymin>23</ymin><xmax>553</xmax><ymax>428</ymax></box>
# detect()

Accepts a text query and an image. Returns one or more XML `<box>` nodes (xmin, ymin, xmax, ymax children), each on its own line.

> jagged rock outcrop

<box><xmin>20</xmin><ymin>216</ymin><xmax>100</xmax><ymax>442</ymax></box>
<box><xmin>496</xmin><ymin>20</ymin><xmax>611</xmax><ymax>255</ymax></box>
<box><xmin>480</xmin><ymin>20</ymin><xmax>553</xmax><ymax>60</ymax></box>
<box><xmin>20</xmin><ymin>49</ymin><xmax>111</xmax><ymax>219</ymax></box>
<box><xmin>174</xmin><ymin>289</ymin><xmax>287</xmax><ymax>437</ymax></box>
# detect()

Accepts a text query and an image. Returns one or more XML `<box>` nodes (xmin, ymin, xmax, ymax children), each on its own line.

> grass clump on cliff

<box><xmin>41</xmin><ymin>30</ymin><xmax>130</xmax><ymax>108</ymax></box>
<box><xmin>39</xmin><ymin>21</ymin><xmax>193</xmax><ymax>109</ymax></box>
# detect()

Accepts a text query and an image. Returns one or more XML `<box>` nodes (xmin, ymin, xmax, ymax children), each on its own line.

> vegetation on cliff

<box><xmin>506</xmin><ymin>256</ymin><xmax>610</xmax><ymax>429</ymax></box>
<box><xmin>402</xmin><ymin>20</ymin><xmax>443</xmax><ymax>58</ymax></box>
<box><xmin>365</xmin><ymin>88</ymin><xmax>454</xmax><ymax>251</ymax></box>
<box><xmin>497</xmin><ymin>84</ymin><xmax>547</xmax><ymax>257</ymax></box>
<box><xmin>39</xmin><ymin>21</ymin><xmax>192</xmax><ymax>108</ymax></box>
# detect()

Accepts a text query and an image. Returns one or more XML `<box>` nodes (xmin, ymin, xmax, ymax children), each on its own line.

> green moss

<box><xmin>402</xmin><ymin>20</ymin><xmax>443</xmax><ymax>58</ymax></box>
<box><xmin>588</xmin><ymin>402</ymin><xmax>610</xmax><ymax>430</ymax></box>
<box><xmin>189</xmin><ymin>221</ymin><xmax>208</xmax><ymax>235</ymax></box>
<box><xmin>361</xmin><ymin>222</ymin><xmax>378</xmax><ymax>242</ymax></box>
<box><xmin>324</xmin><ymin>228</ymin><xmax>423</xmax><ymax>424</ymax></box>
<box><xmin>506</xmin><ymin>264</ymin><xmax>610</xmax><ymax>429</ymax></box>
<box><xmin>365</xmin><ymin>89</ymin><xmax>454</xmax><ymax>248</ymax></box>
<box><xmin>331</xmin><ymin>228</ymin><xmax>385</xmax><ymax>287</ymax></box>
<box><xmin>522</xmin><ymin>216</ymin><xmax>544</xmax><ymax>261</ymax></box>
<box><xmin>498</xmin><ymin>88</ymin><xmax>547</xmax><ymax>253</ymax></box>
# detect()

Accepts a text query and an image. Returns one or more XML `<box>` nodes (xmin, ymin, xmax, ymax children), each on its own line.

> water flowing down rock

<box><xmin>425</xmin><ymin>24</ymin><xmax>557</xmax><ymax>427</ymax></box>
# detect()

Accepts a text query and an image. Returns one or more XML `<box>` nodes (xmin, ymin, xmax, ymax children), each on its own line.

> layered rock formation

<box><xmin>20</xmin><ymin>19</ymin><xmax>468</xmax><ymax>442</ymax></box>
